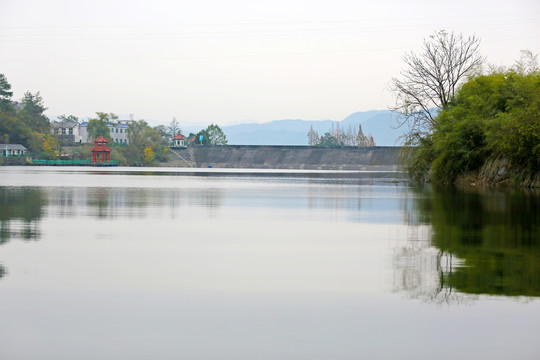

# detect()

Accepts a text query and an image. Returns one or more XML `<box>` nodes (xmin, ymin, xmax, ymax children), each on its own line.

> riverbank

<box><xmin>454</xmin><ymin>158</ymin><xmax>540</xmax><ymax>188</ymax></box>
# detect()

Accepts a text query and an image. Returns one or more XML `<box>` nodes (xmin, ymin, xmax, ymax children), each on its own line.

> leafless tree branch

<box><xmin>390</xmin><ymin>31</ymin><xmax>484</xmax><ymax>141</ymax></box>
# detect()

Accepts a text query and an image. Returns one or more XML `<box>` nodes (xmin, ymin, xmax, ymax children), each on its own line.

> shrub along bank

<box><xmin>404</xmin><ymin>69</ymin><xmax>540</xmax><ymax>187</ymax></box>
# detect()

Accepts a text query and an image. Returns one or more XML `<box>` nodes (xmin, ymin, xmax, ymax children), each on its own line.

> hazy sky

<box><xmin>1</xmin><ymin>0</ymin><xmax>539</xmax><ymax>127</ymax></box>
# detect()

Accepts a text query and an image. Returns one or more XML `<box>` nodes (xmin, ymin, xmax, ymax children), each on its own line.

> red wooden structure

<box><xmin>90</xmin><ymin>135</ymin><xmax>113</xmax><ymax>163</ymax></box>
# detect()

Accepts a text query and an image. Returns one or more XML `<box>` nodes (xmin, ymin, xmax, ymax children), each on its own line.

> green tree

<box><xmin>120</xmin><ymin>120</ymin><xmax>165</xmax><ymax>165</ymax></box>
<box><xmin>406</xmin><ymin>67</ymin><xmax>540</xmax><ymax>183</ymax></box>
<box><xmin>57</xmin><ymin>114</ymin><xmax>79</xmax><ymax>124</ymax></box>
<box><xmin>205</xmin><ymin>124</ymin><xmax>228</xmax><ymax>145</ymax></box>
<box><xmin>193</xmin><ymin>129</ymin><xmax>210</xmax><ymax>145</ymax></box>
<box><xmin>317</xmin><ymin>132</ymin><xmax>344</xmax><ymax>147</ymax></box>
<box><xmin>153</xmin><ymin>125</ymin><xmax>170</xmax><ymax>144</ymax></box>
<box><xmin>0</xmin><ymin>74</ymin><xmax>14</xmax><ymax>113</ymax></box>
<box><xmin>17</xmin><ymin>91</ymin><xmax>50</xmax><ymax>133</ymax></box>
<box><xmin>87</xmin><ymin>112</ymin><xmax>116</xmax><ymax>141</ymax></box>
<box><xmin>0</xmin><ymin>76</ymin><xmax>47</xmax><ymax>155</ymax></box>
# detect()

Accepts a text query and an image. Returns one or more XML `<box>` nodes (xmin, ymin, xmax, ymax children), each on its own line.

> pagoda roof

<box><xmin>172</xmin><ymin>132</ymin><xmax>187</xmax><ymax>140</ymax></box>
<box><xmin>93</xmin><ymin>135</ymin><xmax>110</xmax><ymax>143</ymax></box>
<box><xmin>91</xmin><ymin>135</ymin><xmax>113</xmax><ymax>152</ymax></box>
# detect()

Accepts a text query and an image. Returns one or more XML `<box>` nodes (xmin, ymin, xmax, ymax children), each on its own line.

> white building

<box><xmin>50</xmin><ymin>121</ymin><xmax>82</xmax><ymax>143</ymax></box>
<box><xmin>51</xmin><ymin>122</ymin><xmax>130</xmax><ymax>144</ymax></box>
<box><xmin>1</xmin><ymin>144</ymin><xmax>28</xmax><ymax>157</ymax></box>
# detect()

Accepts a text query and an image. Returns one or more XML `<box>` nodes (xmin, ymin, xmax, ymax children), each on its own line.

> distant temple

<box><xmin>90</xmin><ymin>135</ymin><xmax>113</xmax><ymax>164</ymax></box>
<box><xmin>172</xmin><ymin>132</ymin><xmax>187</xmax><ymax>148</ymax></box>
<box><xmin>172</xmin><ymin>132</ymin><xmax>197</xmax><ymax>148</ymax></box>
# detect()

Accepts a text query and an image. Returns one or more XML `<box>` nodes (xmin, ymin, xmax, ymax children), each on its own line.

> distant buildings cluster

<box><xmin>50</xmin><ymin>120</ymin><xmax>133</xmax><ymax>144</ymax></box>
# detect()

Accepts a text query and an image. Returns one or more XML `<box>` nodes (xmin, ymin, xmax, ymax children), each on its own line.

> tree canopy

<box><xmin>406</xmin><ymin>67</ymin><xmax>540</xmax><ymax>184</ymax></box>
<box><xmin>0</xmin><ymin>74</ymin><xmax>47</xmax><ymax>154</ymax></box>
<box><xmin>87</xmin><ymin>112</ymin><xmax>116</xmax><ymax>141</ymax></box>
<box><xmin>0</xmin><ymin>74</ymin><xmax>14</xmax><ymax>113</ymax></box>
<box><xmin>206</xmin><ymin>124</ymin><xmax>228</xmax><ymax>145</ymax></box>
<box><xmin>17</xmin><ymin>92</ymin><xmax>49</xmax><ymax>133</ymax></box>
<box><xmin>191</xmin><ymin>124</ymin><xmax>228</xmax><ymax>145</ymax></box>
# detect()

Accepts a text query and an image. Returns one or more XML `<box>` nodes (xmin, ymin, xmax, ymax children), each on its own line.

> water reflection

<box><xmin>0</xmin><ymin>187</ymin><xmax>45</xmax><ymax>244</ymax></box>
<box><xmin>0</xmin><ymin>187</ymin><xmax>46</xmax><ymax>280</ymax></box>
<box><xmin>42</xmin><ymin>187</ymin><xmax>226</xmax><ymax>219</ymax></box>
<box><xmin>395</xmin><ymin>186</ymin><xmax>540</xmax><ymax>300</ymax></box>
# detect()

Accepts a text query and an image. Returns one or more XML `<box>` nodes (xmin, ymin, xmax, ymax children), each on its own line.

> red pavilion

<box><xmin>90</xmin><ymin>135</ymin><xmax>113</xmax><ymax>164</ymax></box>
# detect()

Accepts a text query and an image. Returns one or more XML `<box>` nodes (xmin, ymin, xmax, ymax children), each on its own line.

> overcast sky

<box><xmin>1</xmin><ymin>0</ymin><xmax>539</xmax><ymax>127</ymax></box>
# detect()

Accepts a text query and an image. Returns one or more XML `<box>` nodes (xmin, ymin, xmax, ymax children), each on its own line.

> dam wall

<box><xmin>176</xmin><ymin>146</ymin><xmax>401</xmax><ymax>170</ymax></box>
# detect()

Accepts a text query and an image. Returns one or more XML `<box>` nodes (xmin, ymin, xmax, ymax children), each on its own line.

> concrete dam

<box><xmin>173</xmin><ymin>146</ymin><xmax>401</xmax><ymax>171</ymax></box>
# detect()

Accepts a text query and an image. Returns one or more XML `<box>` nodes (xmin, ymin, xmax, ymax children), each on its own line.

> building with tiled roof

<box><xmin>0</xmin><ymin>144</ymin><xmax>28</xmax><ymax>157</ymax></box>
<box><xmin>172</xmin><ymin>132</ymin><xmax>188</xmax><ymax>148</ymax></box>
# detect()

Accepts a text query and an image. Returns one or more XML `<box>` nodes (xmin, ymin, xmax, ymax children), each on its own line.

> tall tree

<box><xmin>0</xmin><ymin>74</ymin><xmax>14</xmax><ymax>113</ymax></box>
<box><xmin>168</xmin><ymin>117</ymin><xmax>181</xmax><ymax>137</ymax></box>
<box><xmin>356</xmin><ymin>125</ymin><xmax>369</xmax><ymax>146</ymax></box>
<box><xmin>122</xmin><ymin>120</ymin><xmax>165</xmax><ymax>165</ymax></box>
<box><xmin>205</xmin><ymin>124</ymin><xmax>228</xmax><ymax>145</ymax></box>
<box><xmin>391</xmin><ymin>31</ymin><xmax>484</xmax><ymax>140</ymax></box>
<box><xmin>307</xmin><ymin>125</ymin><xmax>319</xmax><ymax>145</ymax></box>
<box><xmin>87</xmin><ymin>112</ymin><xmax>116</xmax><ymax>141</ymax></box>
<box><xmin>153</xmin><ymin>125</ymin><xmax>170</xmax><ymax>144</ymax></box>
<box><xmin>17</xmin><ymin>91</ymin><xmax>50</xmax><ymax>133</ymax></box>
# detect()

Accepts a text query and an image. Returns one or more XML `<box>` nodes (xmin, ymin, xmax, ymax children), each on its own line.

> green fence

<box><xmin>31</xmin><ymin>160</ymin><xmax>119</xmax><ymax>166</ymax></box>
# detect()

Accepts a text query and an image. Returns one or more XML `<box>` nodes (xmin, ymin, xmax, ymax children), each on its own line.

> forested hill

<box><xmin>188</xmin><ymin>110</ymin><xmax>408</xmax><ymax>146</ymax></box>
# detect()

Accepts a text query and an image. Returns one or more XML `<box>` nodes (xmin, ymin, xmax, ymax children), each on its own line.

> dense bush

<box><xmin>406</xmin><ymin>70</ymin><xmax>540</xmax><ymax>184</ymax></box>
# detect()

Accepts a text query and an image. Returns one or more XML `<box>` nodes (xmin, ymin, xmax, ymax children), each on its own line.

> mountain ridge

<box><xmin>219</xmin><ymin>110</ymin><xmax>407</xmax><ymax>146</ymax></box>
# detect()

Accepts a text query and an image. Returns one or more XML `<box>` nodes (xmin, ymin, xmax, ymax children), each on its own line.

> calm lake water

<box><xmin>1</xmin><ymin>166</ymin><xmax>539</xmax><ymax>360</ymax></box>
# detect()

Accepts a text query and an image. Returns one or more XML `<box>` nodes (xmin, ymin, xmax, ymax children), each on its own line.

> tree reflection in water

<box><xmin>0</xmin><ymin>187</ymin><xmax>45</xmax><ymax>244</ymax></box>
<box><xmin>0</xmin><ymin>187</ymin><xmax>46</xmax><ymax>280</ymax></box>
<box><xmin>395</xmin><ymin>185</ymin><xmax>540</xmax><ymax>302</ymax></box>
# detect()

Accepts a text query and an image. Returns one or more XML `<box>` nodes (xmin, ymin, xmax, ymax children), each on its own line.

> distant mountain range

<box><xmin>76</xmin><ymin>110</ymin><xmax>407</xmax><ymax>146</ymax></box>
<box><xmin>220</xmin><ymin>110</ymin><xmax>407</xmax><ymax>146</ymax></box>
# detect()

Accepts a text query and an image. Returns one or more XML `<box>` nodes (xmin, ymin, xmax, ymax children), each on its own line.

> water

<box><xmin>1</xmin><ymin>166</ymin><xmax>539</xmax><ymax>360</ymax></box>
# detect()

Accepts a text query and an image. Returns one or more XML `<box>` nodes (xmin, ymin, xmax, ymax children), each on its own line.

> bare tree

<box><xmin>513</xmin><ymin>49</ymin><xmax>539</xmax><ymax>74</ymax></box>
<box><xmin>356</xmin><ymin>124</ymin><xmax>369</xmax><ymax>146</ymax></box>
<box><xmin>168</xmin><ymin>117</ymin><xmax>181</xmax><ymax>138</ymax></box>
<box><xmin>307</xmin><ymin>125</ymin><xmax>319</xmax><ymax>146</ymax></box>
<box><xmin>391</xmin><ymin>31</ymin><xmax>484</xmax><ymax>140</ymax></box>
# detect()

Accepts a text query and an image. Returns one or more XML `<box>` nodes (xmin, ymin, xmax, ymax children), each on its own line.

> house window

<box><xmin>110</xmin><ymin>128</ymin><xmax>114</xmax><ymax>132</ymax></box>
<box><xmin>54</xmin><ymin>128</ymin><xmax>59</xmax><ymax>135</ymax></box>
<box><xmin>62</xmin><ymin>128</ymin><xmax>66</xmax><ymax>134</ymax></box>
<box><xmin>68</xmin><ymin>128</ymin><xmax>73</xmax><ymax>135</ymax></box>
